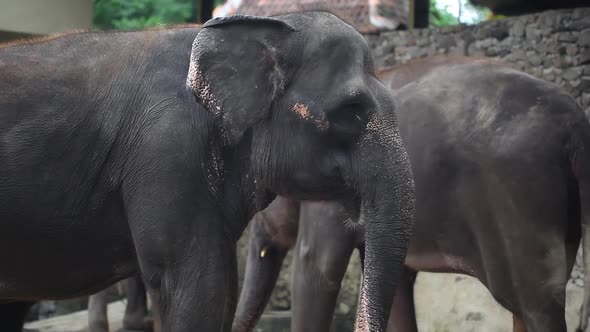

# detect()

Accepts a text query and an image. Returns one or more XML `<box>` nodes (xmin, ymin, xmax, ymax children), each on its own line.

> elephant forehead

<box><xmin>284</xmin><ymin>12</ymin><xmax>371</xmax><ymax>69</ymax></box>
<box><xmin>306</xmin><ymin>32</ymin><xmax>369</xmax><ymax>66</ymax></box>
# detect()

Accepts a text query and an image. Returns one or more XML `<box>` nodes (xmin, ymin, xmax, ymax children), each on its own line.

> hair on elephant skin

<box><xmin>233</xmin><ymin>55</ymin><xmax>590</xmax><ymax>332</ymax></box>
<box><xmin>0</xmin><ymin>11</ymin><xmax>414</xmax><ymax>332</ymax></box>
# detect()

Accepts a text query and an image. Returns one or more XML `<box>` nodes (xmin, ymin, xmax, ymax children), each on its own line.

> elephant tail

<box><xmin>569</xmin><ymin>117</ymin><xmax>590</xmax><ymax>332</ymax></box>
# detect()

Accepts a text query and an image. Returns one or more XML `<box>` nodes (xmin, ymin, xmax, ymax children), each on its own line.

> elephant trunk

<box><xmin>232</xmin><ymin>197</ymin><xmax>299</xmax><ymax>332</ymax></box>
<box><xmin>351</xmin><ymin>118</ymin><xmax>415</xmax><ymax>331</ymax></box>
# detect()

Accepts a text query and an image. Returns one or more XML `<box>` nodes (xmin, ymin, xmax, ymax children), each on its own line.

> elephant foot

<box><xmin>121</xmin><ymin>314</ymin><xmax>153</xmax><ymax>332</ymax></box>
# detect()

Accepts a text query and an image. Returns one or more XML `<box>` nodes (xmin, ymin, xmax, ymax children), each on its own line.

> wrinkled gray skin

<box><xmin>0</xmin><ymin>11</ymin><xmax>414</xmax><ymax>332</ymax></box>
<box><xmin>232</xmin><ymin>56</ymin><xmax>590</xmax><ymax>332</ymax></box>
<box><xmin>88</xmin><ymin>276</ymin><xmax>151</xmax><ymax>332</ymax></box>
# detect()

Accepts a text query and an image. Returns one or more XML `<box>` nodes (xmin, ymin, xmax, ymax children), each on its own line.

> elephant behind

<box><xmin>232</xmin><ymin>56</ymin><xmax>590</xmax><ymax>332</ymax></box>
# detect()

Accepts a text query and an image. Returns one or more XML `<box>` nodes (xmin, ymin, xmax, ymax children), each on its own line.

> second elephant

<box><xmin>232</xmin><ymin>56</ymin><xmax>590</xmax><ymax>332</ymax></box>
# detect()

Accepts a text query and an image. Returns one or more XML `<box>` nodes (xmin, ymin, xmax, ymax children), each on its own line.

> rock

<box><xmin>511</xmin><ymin>19</ymin><xmax>525</xmax><ymax>38</ymax></box>
<box><xmin>554</xmin><ymin>55</ymin><xmax>574</xmax><ymax>68</ymax></box>
<box><xmin>484</xmin><ymin>47</ymin><xmax>498</xmax><ymax>57</ymax></box>
<box><xmin>477</xmin><ymin>38</ymin><xmax>495</xmax><ymax>49</ymax></box>
<box><xmin>543</xmin><ymin>69</ymin><xmax>556</xmax><ymax>81</ymax></box>
<box><xmin>466</xmin><ymin>312</ymin><xmax>484</xmax><ymax>321</ymax></box>
<box><xmin>564</xmin><ymin>67</ymin><xmax>584</xmax><ymax>80</ymax></box>
<box><xmin>569</xmin><ymin>16</ymin><xmax>590</xmax><ymax>31</ymax></box>
<box><xmin>495</xmin><ymin>48</ymin><xmax>511</xmax><ymax>57</ymax></box>
<box><xmin>525</xmin><ymin>25</ymin><xmax>542</xmax><ymax>41</ymax></box>
<box><xmin>382</xmin><ymin>53</ymin><xmax>397</xmax><ymax>67</ymax></box>
<box><xmin>558</xmin><ymin>32</ymin><xmax>578</xmax><ymax>43</ymax></box>
<box><xmin>438</xmin><ymin>35</ymin><xmax>457</xmax><ymax>50</ymax></box>
<box><xmin>530</xmin><ymin>67</ymin><xmax>543</xmax><ymax>78</ymax></box>
<box><xmin>571</xmin><ymin>79</ymin><xmax>581</xmax><ymax>88</ymax></box>
<box><xmin>504</xmin><ymin>49</ymin><xmax>526</xmax><ymax>62</ymax></box>
<box><xmin>581</xmin><ymin>29</ymin><xmax>590</xmax><ymax>47</ymax></box>
<box><xmin>580</xmin><ymin>48</ymin><xmax>590</xmax><ymax>65</ymax></box>
<box><xmin>573</xmin><ymin>7</ymin><xmax>590</xmax><ymax>20</ymax></box>
<box><xmin>527</xmin><ymin>52</ymin><xmax>543</xmax><ymax>66</ymax></box>
<box><xmin>486</xmin><ymin>25</ymin><xmax>509</xmax><ymax>41</ymax></box>
<box><xmin>567</xmin><ymin>45</ymin><xmax>579</xmax><ymax>56</ymax></box>
<box><xmin>537</xmin><ymin>13</ymin><xmax>560</xmax><ymax>34</ymax></box>
<box><xmin>407</xmin><ymin>46</ymin><xmax>426</xmax><ymax>58</ymax></box>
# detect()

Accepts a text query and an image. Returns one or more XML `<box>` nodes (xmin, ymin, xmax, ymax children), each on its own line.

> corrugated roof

<box><xmin>213</xmin><ymin>0</ymin><xmax>409</xmax><ymax>33</ymax></box>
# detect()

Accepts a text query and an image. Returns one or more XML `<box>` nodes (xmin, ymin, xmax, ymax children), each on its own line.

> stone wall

<box><xmin>255</xmin><ymin>6</ymin><xmax>590</xmax><ymax>326</ymax></box>
<box><xmin>366</xmin><ymin>7</ymin><xmax>590</xmax><ymax>116</ymax></box>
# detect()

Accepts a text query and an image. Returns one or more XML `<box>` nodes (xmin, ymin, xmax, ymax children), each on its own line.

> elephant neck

<box><xmin>214</xmin><ymin>129</ymin><xmax>275</xmax><ymax>242</ymax></box>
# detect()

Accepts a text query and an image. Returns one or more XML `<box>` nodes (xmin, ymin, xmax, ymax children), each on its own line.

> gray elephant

<box><xmin>0</xmin><ymin>12</ymin><xmax>415</xmax><ymax>332</ymax></box>
<box><xmin>232</xmin><ymin>56</ymin><xmax>590</xmax><ymax>332</ymax></box>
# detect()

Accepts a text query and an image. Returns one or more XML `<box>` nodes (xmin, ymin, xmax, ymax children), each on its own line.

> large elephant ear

<box><xmin>187</xmin><ymin>15</ymin><xmax>297</xmax><ymax>143</ymax></box>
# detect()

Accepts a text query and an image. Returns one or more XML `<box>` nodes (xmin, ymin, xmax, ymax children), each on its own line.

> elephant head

<box><xmin>188</xmin><ymin>12</ymin><xmax>415</xmax><ymax>331</ymax></box>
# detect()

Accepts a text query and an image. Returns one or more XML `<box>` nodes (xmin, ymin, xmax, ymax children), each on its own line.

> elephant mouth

<box><xmin>340</xmin><ymin>193</ymin><xmax>362</xmax><ymax>223</ymax></box>
<box><xmin>273</xmin><ymin>176</ymin><xmax>350</xmax><ymax>202</ymax></box>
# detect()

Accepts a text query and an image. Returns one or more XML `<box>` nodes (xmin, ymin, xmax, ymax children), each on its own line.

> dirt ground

<box><xmin>413</xmin><ymin>272</ymin><xmax>582</xmax><ymax>332</ymax></box>
<box><xmin>25</xmin><ymin>271</ymin><xmax>584</xmax><ymax>332</ymax></box>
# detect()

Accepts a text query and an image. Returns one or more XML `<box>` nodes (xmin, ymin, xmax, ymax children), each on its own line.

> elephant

<box><xmin>231</xmin><ymin>56</ymin><xmax>590</xmax><ymax>332</ymax></box>
<box><xmin>88</xmin><ymin>276</ymin><xmax>152</xmax><ymax>332</ymax></box>
<box><xmin>0</xmin><ymin>11</ymin><xmax>415</xmax><ymax>332</ymax></box>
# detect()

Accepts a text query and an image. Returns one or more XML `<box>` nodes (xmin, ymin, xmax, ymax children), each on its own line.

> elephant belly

<box><xmin>0</xmin><ymin>201</ymin><xmax>138</xmax><ymax>300</ymax></box>
<box><xmin>404</xmin><ymin>251</ymin><xmax>478</xmax><ymax>277</ymax></box>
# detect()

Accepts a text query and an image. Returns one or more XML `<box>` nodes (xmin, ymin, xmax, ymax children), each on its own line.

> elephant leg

<box><xmin>88</xmin><ymin>288</ymin><xmax>110</xmax><ymax>332</ymax></box>
<box><xmin>125</xmin><ymin>177</ymin><xmax>239</xmax><ymax>331</ymax></box>
<box><xmin>502</xmin><ymin>235</ymin><xmax>570</xmax><ymax>332</ymax></box>
<box><xmin>150</xmin><ymin>295</ymin><xmax>161</xmax><ymax>332</ymax></box>
<box><xmin>481</xmin><ymin>171</ymin><xmax>572</xmax><ymax>332</ymax></box>
<box><xmin>386</xmin><ymin>268</ymin><xmax>417</xmax><ymax>332</ymax></box>
<box><xmin>513</xmin><ymin>315</ymin><xmax>527</xmax><ymax>332</ymax></box>
<box><xmin>517</xmin><ymin>301</ymin><xmax>566</xmax><ymax>332</ymax></box>
<box><xmin>291</xmin><ymin>202</ymin><xmax>356</xmax><ymax>332</ymax></box>
<box><xmin>0</xmin><ymin>301</ymin><xmax>34</xmax><ymax>332</ymax></box>
<box><xmin>131</xmin><ymin>224</ymin><xmax>237</xmax><ymax>332</ymax></box>
<box><xmin>122</xmin><ymin>276</ymin><xmax>150</xmax><ymax>331</ymax></box>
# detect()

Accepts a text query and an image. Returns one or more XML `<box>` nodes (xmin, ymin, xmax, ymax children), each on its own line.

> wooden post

<box><xmin>408</xmin><ymin>0</ymin><xmax>415</xmax><ymax>30</ymax></box>
<box><xmin>413</xmin><ymin>0</ymin><xmax>429</xmax><ymax>28</ymax></box>
<box><xmin>200</xmin><ymin>0</ymin><xmax>214</xmax><ymax>23</ymax></box>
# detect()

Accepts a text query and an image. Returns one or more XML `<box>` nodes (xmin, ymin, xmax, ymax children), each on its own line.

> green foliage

<box><xmin>94</xmin><ymin>0</ymin><xmax>194</xmax><ymax>30</ymax></box>
<box><xmin>429</xmin><ymin>0</ymin><xmax>459</xmax><ymax>27</ymax></box>
<box><xmin>464</xmin><ymin>1</ymin><xmax>491</xmax><ymax>23</ymax></box>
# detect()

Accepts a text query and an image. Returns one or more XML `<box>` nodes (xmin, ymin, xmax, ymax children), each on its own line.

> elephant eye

<box><xmin>327</xmin><ymin>103</ymin><xmax>368</xmax><ymax>142</ymax></box>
